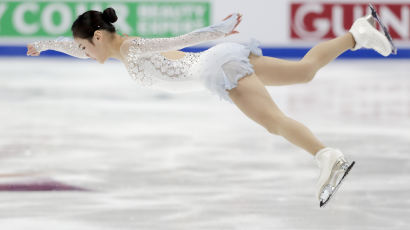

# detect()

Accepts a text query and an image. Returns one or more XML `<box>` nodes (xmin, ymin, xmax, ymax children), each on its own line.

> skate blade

<box><xmin>319</xmin><ymin>161</ymin><xmax>355</xmax><ymax>208</ymax></box>
<box><xmin>369</xmin><ymin>3</ymin><xmax>397</xmax><ymax>55</ymax></box>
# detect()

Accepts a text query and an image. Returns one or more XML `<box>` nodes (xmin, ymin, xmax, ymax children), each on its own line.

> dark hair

<box><xmin>71</xmin><ymin>7</ymin><xmax>118</xmax><ymax>44</ymax></box>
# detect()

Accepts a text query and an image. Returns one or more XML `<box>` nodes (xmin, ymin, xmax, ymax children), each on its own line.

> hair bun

<box><xmin>102</xmin><ymin>7</ymin><xmax>118</xmax><ymax>23</ymax></box>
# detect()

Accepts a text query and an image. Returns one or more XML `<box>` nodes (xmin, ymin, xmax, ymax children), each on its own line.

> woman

<box><xmin>26</xmin><ymin>4</ymin><xmax>396</xmax><ymax>207</ymax></box>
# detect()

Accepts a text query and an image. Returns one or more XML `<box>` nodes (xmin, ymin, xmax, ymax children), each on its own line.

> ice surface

<box><xmin>0</xmin><ymin>57</ymin><xmax>409</xmax><ymax>230</ymax></box>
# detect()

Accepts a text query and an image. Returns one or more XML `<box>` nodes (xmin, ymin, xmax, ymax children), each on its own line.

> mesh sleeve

<box><xmin>32</xmin><ymin>37</ymin><xmax>89</xmax><ymax>59</ymax></box>
<box><xmin>127</xmin><ymin>13</ymin><xmax>239</xmax><ymax>54</ymax></box>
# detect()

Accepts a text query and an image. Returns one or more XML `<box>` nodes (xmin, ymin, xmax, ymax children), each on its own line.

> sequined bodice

<box><xmin>125</xmin><ymin>46</ymin><xmax>202</xmax><ymax>86</ymax></box>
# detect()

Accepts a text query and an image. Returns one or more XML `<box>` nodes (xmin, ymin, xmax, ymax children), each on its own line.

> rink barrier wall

<box><xmin>1</xmin><ymin>45</ymin><xmax>410</xmax><ymax>59</ymax></box>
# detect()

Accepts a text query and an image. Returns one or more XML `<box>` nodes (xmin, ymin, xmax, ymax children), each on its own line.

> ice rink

<box><xmin>0</xmin><ymin>57</ymin><xmax>409</xmax><ymax>230</ymax></box>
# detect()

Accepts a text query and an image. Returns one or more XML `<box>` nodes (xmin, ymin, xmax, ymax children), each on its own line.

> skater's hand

<box><xmin>223</xmin><ymin>13</ymin><xmax>242</xmax><ymax>37</ymax></box>
<box><xmin>26</xmin><ymin>44</ymin><xmax>40</xmax><ymax>56</ymax></box>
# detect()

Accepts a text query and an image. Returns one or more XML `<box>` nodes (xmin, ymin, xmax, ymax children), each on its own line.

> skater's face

<box><xmin>74</xmin><ymin>30</ymin><xmax>109</xmax><ymax>64</ymax></box>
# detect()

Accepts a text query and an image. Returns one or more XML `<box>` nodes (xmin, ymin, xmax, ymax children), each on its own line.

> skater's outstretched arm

<box><xmin>27</xmin><ymin>37</ymin><xmax>89</xmax><ymax>59</ymax></box>
<box><xmin>121</xmin><ymin>13</ymin><xmax>242</xmax><ymax>55</ymax></box>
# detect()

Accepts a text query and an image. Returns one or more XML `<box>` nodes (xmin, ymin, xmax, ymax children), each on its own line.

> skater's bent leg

<box><xmin>228</xmin><ymin>73</ymin><xmax>326</xmax><ymax>155</ymax></box>
<box><xmin>250</xmin><ymin>54</ymin><xmax>317</xmax><ymax>86</ymax></box>
<box><xmin>301</xmin><ymin>32</ymin><xmax>355</xmax><ymax>73</ymax></box>
<box><xmin>251</xmin><ymin>33</ymin><xmax>355</xmax><ymax>86</ymax></box>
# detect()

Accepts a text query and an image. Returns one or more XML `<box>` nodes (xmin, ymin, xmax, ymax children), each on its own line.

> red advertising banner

<box><xmin>290</xmin><ymin>2</ymin><xmax>410</xmax><ymax>41</ymax></box>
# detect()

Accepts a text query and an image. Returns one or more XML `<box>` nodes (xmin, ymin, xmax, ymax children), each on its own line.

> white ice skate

<box><xmin>315</xmin><ymin>147</ymin><xmax>355</xmax><ymax>208</ymax></box>
<box><xmin>349</xmin><ymin>3</ymin><xmax>397</xmax><ymax>56</ymax></box>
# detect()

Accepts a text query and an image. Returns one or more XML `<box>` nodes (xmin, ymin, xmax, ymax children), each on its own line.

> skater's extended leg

<box><xmin>228</xmin><ymin>73</ymin><xmax>355</xmax><ymax>207</ymax></box>
<box><xmin>250</xmin><ymin>32</ymin><xmax>355</xmax><ymax>86</ymax></box>
<box><xmin>227</xmin><ymin>73</ymin><xmax>326</xmax><ymax>156</ymax></box>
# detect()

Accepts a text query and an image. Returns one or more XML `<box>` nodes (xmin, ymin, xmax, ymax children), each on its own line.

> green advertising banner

<box><xmin>0</xmin><ymin>1</ymin><xmax>211</xmax><ymax>38</ymax></box>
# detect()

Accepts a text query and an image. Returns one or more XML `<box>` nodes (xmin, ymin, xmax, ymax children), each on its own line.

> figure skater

<box><xmin>26</xmin><ymin>4</ymin><xmax>396</xmax><ymax>207</ymax></box>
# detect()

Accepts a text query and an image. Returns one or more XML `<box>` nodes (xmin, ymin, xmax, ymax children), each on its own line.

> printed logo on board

<box><xmin>290</xmin><ymin>3</ymin><xmax>409</xmax><ymax>41</ymax></box>
<box><xmin>0</xmin><ymin>1</ymin><xmax>210</xmax><ymax>38</ymax></box>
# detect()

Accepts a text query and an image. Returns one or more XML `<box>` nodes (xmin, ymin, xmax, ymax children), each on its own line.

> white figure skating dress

<box><xmin>32</xmin><ymin>13</ymin><xmax>263</xmax><ymax>104</ymax></box>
